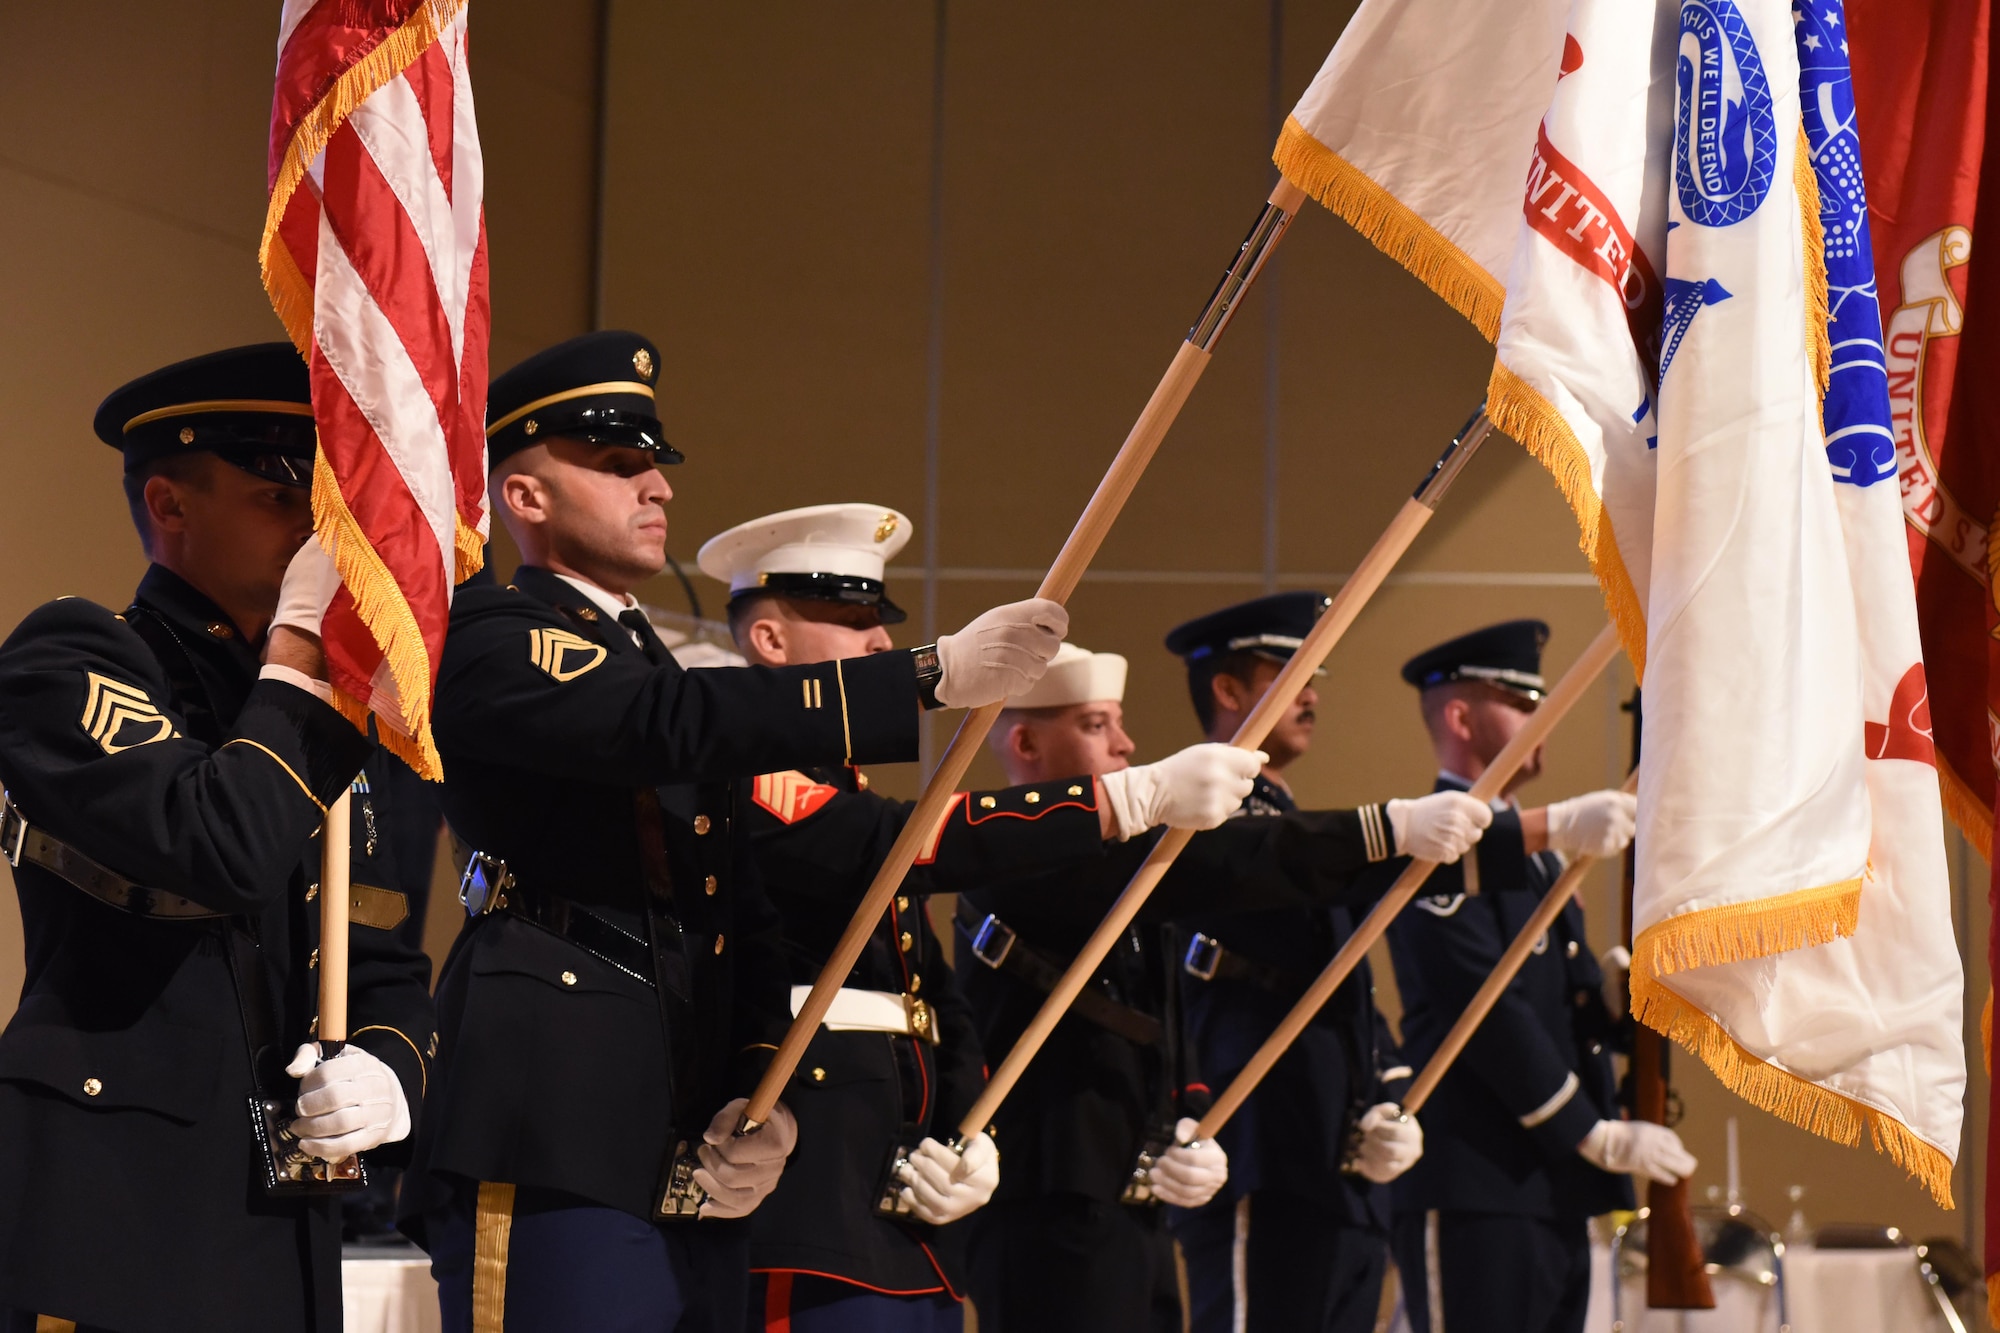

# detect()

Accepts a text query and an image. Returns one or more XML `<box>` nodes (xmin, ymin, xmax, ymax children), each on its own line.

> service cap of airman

<box><xmin>486</xmin><ymin>330</ymin><xmax>678</xmax><ymax>468</ymax></box>
<box><xmin>93</xmin><ymin>342</ymin><xmax>316</xmax><ymax>488</ymax></box>
<box><xmin>1400</xmin><ymin>618</ymin><xmax>1550</xmax><ymax>703</ymax></box>
<box><xmin>1164</xmin><ymin>591</ymin><xmax>1333</xmax><ymax>673</ymax></box>
<box><xmin>697</xmin><ymin>503</ymin><xmax>911</xmax><ymax>624</ymax></box>
<box><xmin>1006</xmin><ymin>643</ymin><xmax>1128</xmax><ymax>709</ymax></box>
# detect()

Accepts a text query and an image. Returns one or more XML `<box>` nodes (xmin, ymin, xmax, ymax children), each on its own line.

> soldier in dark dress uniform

<box><xmin>697</xmin><ymin>504</ymin><xmax>1264</xmax><ymax>1333</ymax></box>
<box><xmin>1378</xmin><ymin>621</ymin><xmax>1693</xmax><ymax>1333</ymax></box>
<box><xmin>0</xmin><ymin>345</ymin><xmax>436</xmax><ymax>1332</ymax></box>
<box><xmin>958</xmin><ymin>638</ymin><xmax>1492</xmax><ymax>1333</ymax></box>
<box><xmin>1163</xmin><ymin>592</ymin><xmax>1504</xmax><ymax>1333</ymax></box>
<box><xmin>400</xmin><ymin>333</ymin><xmax>1071</xmax><ymax>1333</ymax></box>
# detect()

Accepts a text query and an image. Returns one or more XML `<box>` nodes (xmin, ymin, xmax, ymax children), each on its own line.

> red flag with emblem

<box><xmin>260</xmin><ymin>0</ymin><xmax>490</xmax><ymax>779</ymax></box>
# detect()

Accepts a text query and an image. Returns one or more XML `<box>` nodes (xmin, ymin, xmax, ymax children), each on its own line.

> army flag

<box><xmin>260</xmin><ymin>0</ymin><xmax>491</xmax><ymax>779</ymax></box>
<box><xmin>1280</xmin><ymin>0</ymin><xmax>1963</xmax><ymax>1197</ymax></box>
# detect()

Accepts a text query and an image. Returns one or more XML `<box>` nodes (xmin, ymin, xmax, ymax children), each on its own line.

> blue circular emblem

<box><xmin>1674</xmin><ymin>0</ymin><xmax>1777</xmax><ymax>227</ymax></box>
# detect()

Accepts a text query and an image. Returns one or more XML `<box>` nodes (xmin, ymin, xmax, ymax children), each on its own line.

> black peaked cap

<box><xmin>94</xmin><ymin>343</ymin><xmax>315</xmax><ymax>478</ymax></box>
<box><xmin>1400</xmin><ymin>618</ymin><xmax>1551</xmax><ymax>700</ymax></box>
<box><xmin>486</xmin><ymin>330</ymin><xmax>679</xmax><ymax>468</ymax></box>
<box><xmin>1164</xmin><ymin>590</ymin><xmax>1332</xmax><ymax>663</ymax></box>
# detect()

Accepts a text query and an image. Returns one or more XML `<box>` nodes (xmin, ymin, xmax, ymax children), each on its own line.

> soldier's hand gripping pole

<box><xmin>951</xmin><ymin>407</ymin><xmax>1496</xmax><ymax>1146</ymax></box>
<box><xmin>739</xmin><ymin>177</ymin><xmax>1310</xmax><ymax>1132</ymax></box>
<box><xmin>1399</xmin><ymin>769</ymin><xmax>1639</xmax><ymax>1116</ymax></box>
<box><xmin>1191</xmin><ymin>620</ymin><xmax>1622</xmax><ymax>1142</ymax></box>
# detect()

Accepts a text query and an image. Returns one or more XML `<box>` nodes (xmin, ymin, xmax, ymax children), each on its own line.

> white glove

<box><xmin>271</xmin><ymin>538</ymin><xmax>343</xmax><ymax>640</ymax></box>
<box><xmin>694</xmin><ymin>1098</ymin><xmax>799</xmax><ymax>1219</ymax></box>
<box><xmin>1146</xmin><ymin>1117</ymin><xmax>1229</xmax><ymax>1208</ymax></box>
<box><xmin>1352</xmin><ymin>1103</ymin><xmax>1423</xmax><ymax>1184</ymax></box>
<box><xmin>1097</xmin><ymin>744</ymin><xmax>1265</xmax><ymax>840</ymax></box>
<box><xmin>1384</xmin><ymin>791</ymin><xmax>1494</xmax><ymax>863</ymax></box>
<box><xmin>1545</xmin><ymin>789</ymin><xmax>1639</xmax><ymax>859</ymax></box>
<box><xmin>1578</xmin><ymin>1118</ymin><xmax>1698</xmax><ymax>1185</ymax></box>
<box><xmin>286</xmin><ymin>1042</ymin><xmax>411</xmax><ymax>1161</ymax></box>
<box><xmin>934</xmin><ymin>599</ymin><xmax>1069</xmax><ymax>708</ymax></box>
<box><xmin>896</xmin><ymin>1132</ymin><xmax>1000</xmax><ymax>1225</ymax></box>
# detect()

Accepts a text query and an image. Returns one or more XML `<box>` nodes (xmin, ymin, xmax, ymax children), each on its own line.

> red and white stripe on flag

<box><xmin>259</xmin><ymin>0</ymin><xmax>490</xmax><ymax>779</ymax></box>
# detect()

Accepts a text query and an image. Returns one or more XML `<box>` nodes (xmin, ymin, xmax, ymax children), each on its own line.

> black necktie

<box><xmin>618</xmin><ymin>609</ymin><xmax>667</xmax><ymax>665</ymax></box>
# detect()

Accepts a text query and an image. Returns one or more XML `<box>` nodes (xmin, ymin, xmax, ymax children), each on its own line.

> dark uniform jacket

<box><xmin>1382</xmin><ymin>776</ymin><xmax>1632</xmax><ymax>1222</ymax></box>
<box><xmin>1175</xmin><ymin>776</ymin><xmax>1401</xmax><ymax>1228</ymax></box>
<box><xmin>960</xmin><ymin>790</ymin><xmax>1397</xmax><ymax>1207</ymax></box>
<box><xmin>745</xmin><ymin>766</ymin><xmax>1105</xmax><ymax>1296</ymax></box>
<box><xmin>0</xmin><ymin>565</ymin><xmax>434</xmax><ymax>1332</ymax></box>
<box><xmin>404</xmin><ymin>567</ymin><xmax>921</xmax><ymax>1230</ymax></box>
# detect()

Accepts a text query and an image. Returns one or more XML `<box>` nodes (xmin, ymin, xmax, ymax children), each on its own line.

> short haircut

<box><xmin>1186</xmin><ymin>649</ymin><xmax>1265</xmax><ymax>731</ymax></box>
<box><xmin>725</xmin><ymin>590</ymin><xmax>781</xmax><ymax>645</ymax></box>
<box><xmin>121</xmin><ymin>453</ymin><xmax>213</xmax><ymax>556</ymax></box>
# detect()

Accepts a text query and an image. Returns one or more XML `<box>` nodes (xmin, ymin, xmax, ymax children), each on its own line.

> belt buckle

<box><xmin>0</xmin><ymin>793</ymin><xmax>27</xmax><ymax>869</ymax></box>
<box><xmin>1183</xmin><ymin>933</ymin><xmax>1223</xmax><ymax>982</ymax></box>
<box><xmin>969</xmin><ymin>914</ymin><xmax>1017</xmax><ymax>969</ymax></box>
<box><xmin>457</xmin><ymin>850</ymin><xmax>514</xmax><ymax>916</ymax></box>
<box><xmin>904</xmin><ymin>993</ymin><xmax>939</xmax><ymax>1045</ymax></box>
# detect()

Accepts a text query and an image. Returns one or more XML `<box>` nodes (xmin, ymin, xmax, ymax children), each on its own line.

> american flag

<box><xmin>260</xmin><ymin>0</ymin><xmax>490</xmax><ymax>779</ymax></box>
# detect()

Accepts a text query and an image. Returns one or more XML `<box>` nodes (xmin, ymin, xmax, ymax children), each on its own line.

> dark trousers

<box><xmin>1390</xmin><ymin>1210</ymin><xmax>1590</xmax><ymax>1333</ymax></box>
<box><xmin>965</xmin><ymin>1193</ymin><xmax>1181</xmax><ymax>1333</ymax></box>
<box><xmin>748</xmin><ymin>1273</ymin><xmax>961</xmax><ymax>1332</ymax></box>
<box><xmin>7</xmin><ymin>1315</ymin><xmax>119</xmax><ymax>1333</ymax></box>
<box><xmin>1172</xmin><ymin>1191</ymin><xmax>1387</xmax><ymax>1333</ymax></box>
<box><xmin>426</xmin><ymin>1179</ymin><xmax>750</xmax><ymax>1333</ymax></box>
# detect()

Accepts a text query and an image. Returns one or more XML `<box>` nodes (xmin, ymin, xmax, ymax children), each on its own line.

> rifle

<box><xmin>1623</xmin><ymin>689</ymin><xmax>1713</xmax><ymax>1309</ymax></box>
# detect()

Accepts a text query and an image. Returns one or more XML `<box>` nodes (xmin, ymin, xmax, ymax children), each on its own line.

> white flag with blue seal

<box><xmin>1279</xmin><ymin>0</ymin><xmax>1962</xmax><ymax>1198</ymax></box>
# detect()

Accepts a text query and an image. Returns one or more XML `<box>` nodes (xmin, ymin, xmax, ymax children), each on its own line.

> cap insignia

<box><xmin>633</xmin><ymin>348</ymin><xmax>655</xmax><ymax>379</ymax></box>
<box><xmin>523</xmin><ymin>419</ymin><xmax>539</xmax><ymax>436</ymax></box>
<box><xmin>178</xmin><ymin>427</ymin><xmax>195</xmax><ymax>445</ymax></box>
<box><xmin>874</xmin><ymin>513</ymin><xmax>899</xmax><ymax>543</ymax></box>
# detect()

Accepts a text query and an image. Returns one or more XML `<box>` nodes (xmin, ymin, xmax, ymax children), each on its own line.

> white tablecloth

<box><xmin>1583</xmin><ymin>1244</ymin><xmax>1948</xmax><ymax>1333</ymax></box>
<box><xmin>342</xmin><ymin>1255</ymin><xmax>439</xmax><ymax>1333</ymax></box>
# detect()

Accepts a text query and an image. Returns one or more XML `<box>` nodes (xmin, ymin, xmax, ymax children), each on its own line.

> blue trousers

<box><xmin>747</xmin><ymin>1273</ymin><xmax>960</xmax><ymax>1332</ymax></box>
<box><xmin>1390</xmin><ymin>1210</ymin><xmax>1590</xmax><ymax>1333</ymax></box>
<box><xmin>427</xmin><ymin>1180</ymin><xmax>750</xmax><ymax>1333</ymax></box>
<box><xmin>1172</xmin><ymin>1191</ymin><xmax>1388</xmax><ymax>1333</ymax></box>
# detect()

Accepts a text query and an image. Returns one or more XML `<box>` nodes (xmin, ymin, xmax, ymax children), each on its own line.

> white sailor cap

<box><xmin>697</xmin><ymin>503</ymin><xmax>913</xmax><ymax>624</ymax></box>
<box><xmin>1005</xmin><ymin>643</ymin><xmax>1128</xmax><ymax>709</ymax></box>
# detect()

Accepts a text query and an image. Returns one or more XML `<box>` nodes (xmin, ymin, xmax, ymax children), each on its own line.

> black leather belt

<box><xmin>1183</xmin><ymin>932</ymin><xmax>1306</xmax><ymax>995</ymax></box>
<box><xmin>1</xmin><ymin>792</ymin><xmax>221</xmax><ymax>919</ymax></box>
<box><xmin>957</xmin><ymin>903</ymin><xmax>1162</xmax><ymax>1047</ymax></box>
<box><xmin>460</xmin><ymin>849</ymin><xmax>659</xmax><ymax>990</ymax></box>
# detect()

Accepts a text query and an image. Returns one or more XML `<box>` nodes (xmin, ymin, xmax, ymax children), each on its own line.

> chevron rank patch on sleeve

<box><xmin>753</xmin><ymin>770</ymin><xmax>841</xmax><ymax>824</ymax></box>
<box><xmin>528</xmin><ymin>627</ymin><xmax>607</xmax><ymax>682</ymax></box>
<box><xmin>80</xmin><ymin>672</ymin><xmax>179</xmax><ymax>754</ymax></box>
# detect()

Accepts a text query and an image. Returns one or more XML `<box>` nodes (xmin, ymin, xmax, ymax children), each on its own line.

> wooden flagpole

<box><xmin>318</xmin><ymin>788</ymin><xmax>352</xmax><ymax>1048</ymax></box>
<box><xmin>1191</xmin><ymin>621</ymin><xmax>1622</xmax><ymax>1141</ymax></box>
<box><xmin>742</xmin><ymin>177</ymin><xmax>1310</xmax><ymax>1128</ymax></box>
<box><xmin>952</xmin><ymin>407</ymin><xmax>1496</xmax><ymax>1142</ymax></box>
<box><xmin>1399</xmin><ymin>769</ymin><xmax>1639</xmax><ymax>1115</ymax></box>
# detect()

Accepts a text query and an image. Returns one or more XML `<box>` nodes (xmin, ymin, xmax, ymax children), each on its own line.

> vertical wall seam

<box><xmin>920</xmin><ymin>0</ymin><xmax>950</xmax><ymax>777</ymax></box>
<box><xmin>1261</xmin><ymin>0</ymin><xmax>1284</xmax><ymax>595</ymax></box>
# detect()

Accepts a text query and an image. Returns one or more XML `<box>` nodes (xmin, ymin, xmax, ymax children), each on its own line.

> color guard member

<box><xmin>0</xmin><ymin>346</ymin><xmax>434</xmax><ymax>1331</ymax></box>
<box><xmin>400</xmin><ymin>333</ymin><xmax>1069</xmax><ymax>1332</ymax></box>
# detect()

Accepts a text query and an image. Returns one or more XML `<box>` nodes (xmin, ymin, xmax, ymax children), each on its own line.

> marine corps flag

<box><xmin>260</xmin><ymin>0</ymin><xmax>491</xmax><ymax>778</ymax></box>
<box><xmin>1279</xmin><ymin>0</ymin><xmax>1963</xmax><ymax>1198</ymax></box>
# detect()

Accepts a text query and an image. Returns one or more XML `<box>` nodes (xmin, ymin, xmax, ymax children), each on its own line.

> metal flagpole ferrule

<box><xmin>1186</xmin><ymin>187</ymin><xmax>1302</xmax><ymax>352</ymax></box>
<box><xmin>1412</xmin><ymin>405</ymin><xmax>1492</xmax><ymax>510</ymax></box>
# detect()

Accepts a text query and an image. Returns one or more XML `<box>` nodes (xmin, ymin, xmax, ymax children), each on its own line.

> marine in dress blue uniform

<box><xmin>400</xmin><ymin>335</ymin><xmax>1067</xmax><ymax>1332</ymax></box>
<box><xmin>1377</xmin><ymin>621</ymin><xmax>1685</xmax><ymax>1333</ymax></box>
<box><xmin>0</xmin><ymin>346</ymin><xmax>435</xmax><ymax>1332</ymax></box>
<box><xmin>698</xmin><ymin>505</ymin><xmax>1106</xmax><ymax>1333</ymax></box>
<box><xmin>1163</xmin><ymin>593</ymin><xmax>1411</xmax><ymax>1333</ymax></box>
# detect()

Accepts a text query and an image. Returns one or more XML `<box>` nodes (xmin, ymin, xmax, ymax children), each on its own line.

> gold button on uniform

<box><xmin>899</xmin><ymin>932</ymin><xmax>914</xmax><ymax>952</ymax></box>
<box><xmin>909</xmin><ymin>975</ymin><xmax>922</xmax><ymax>994</ymax></box>
<box><xmin>693</xmin><ymin>815</ymin><xmax>712</xmax><ymax>835</ymax></box>
<box><xmin>896</xmin><ymin>895</ymin><xmax>910</xmax><ymax>912</ymax></box>
<box><xmin>1025</xmin><ymin>791</ymin><xmax>1041</xmax><ymax>804</ymax></box>
<box><xmin>1565</xmin><ymin>940</ymin><xmax>1580</xmax><ymax>959</ymax></box>
<box><xmin>714</xmin><ymin>935</ymin><xmax>726</xmax><ymax>955</ymax></box>
<box><xmin>561</xmin><ymin>971</ymin><xmax>578</xmax><ymax>986</ymax></box>
<box><xmin>704</xmin><ymin>875</ymin><xmax>719</xmax><ymax>896</ymax></box>
<box><xmin>83</xmin><ymin>1078</ymin><xmax>102</xmax><ymax>1097</ymax></box>
<box><xmin>978</xmin><ymin>797</ymin><xmax>996</xmax><ymax>810</ymax></box>
<box><xmin>855</xmin><ymin>771</ymin><xmax>870</xmax><ymax>792</ymax></box>
<box><xmin>811</xmin><ymin>1067</ymin><xmax>826</xmax><ymax>1082</ymax></box>
<box><xmin>305</xmin><ymin>883</ymin><xmax>319</xmax><ymax>902</ymax></box>
<box><xmin>206</xmin><ymin>621</ymin><xmax>234</xmax><ymax>640</ymax></box>
<box><xmin>308</xmin><ymin>949</ymin><xmax>319</xmax><ymax>969</ymax></box>
<box><xmin>1068</xmin><ymin>785</ymin><xmax>1085</xmax><ymax>797</ymax></box>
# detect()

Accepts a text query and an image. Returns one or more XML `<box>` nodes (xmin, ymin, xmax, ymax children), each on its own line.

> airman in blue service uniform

<box><xmin>699</xmin><ymin>504</ymin><xmax>1266</xmax><ymax>1333</ymax></box>
<box><xmin>1378</xmin><ymin>620</ymin><xmax>1695</xmax><ymax>1333</ymax></box>
<box><xmin>1162</xmin><ymin>592</ymin><xmax>1461</xmax><ymax>1333</ymax></box>
<box><xmin>958</xmin><ymin>632</ymin><xmax>1493</xmax><ymax>1333</ymax></box>
<box><xmin>0</xmin><ymin>345</ymin><xmax>435</xmax><ymax>1332</ymax></box>
<box><xmin>399</xmin><ymin>332</ymin><xmax>1071</xmax><ymax>1333</ymax></box>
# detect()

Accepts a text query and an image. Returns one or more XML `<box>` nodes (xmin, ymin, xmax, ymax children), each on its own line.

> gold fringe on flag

<box><xmin>1795</xmin><ymin>130</ymin><xmax>1831</xmax><ymax>404</ymax></box>
<box><xmin>1484</xmin><ymin>360</ymin><xmax>1648</xmax><ymax>679</ymax></box>
<box><xmin>1633</xmin><ymin>876</ymin><xmax>1861</xmax><ymax>978</ymax></box>
<box><xmin>455</xmin><ymin>516</ymin><xmax>485</xmax><ymax>586</ymax></box>
<box><xmin>258</xmin><ymin>0</ymin><xmax>467</xmax><ymax>355</ymax></box>
<box><xmin>1273</xmin><ymin>116</ymin><xmax>1506</xmax><ymax>342</ymax></box>
<box><xmin>1936</xmin><ymin>750</ymin><xmax>1994</xmax><ymax>857</ymax></box>
<box><xmin>311</xmin><ymin>450</ymin><xmax>445</xmax><ymax>781</ymax></box>
<box><xmin>1632</xmin><ymin>957</ymin><xmax>1956</xmax><ymax>1208</ymax></box>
